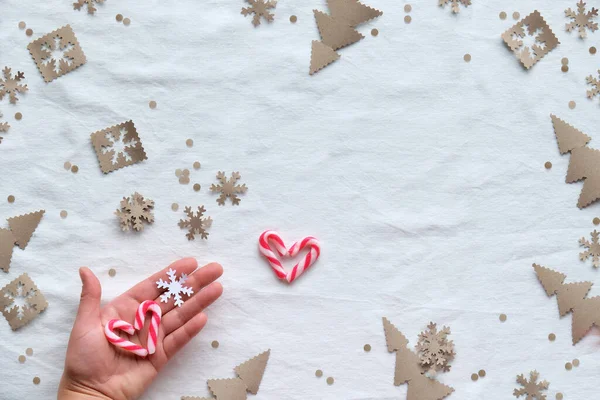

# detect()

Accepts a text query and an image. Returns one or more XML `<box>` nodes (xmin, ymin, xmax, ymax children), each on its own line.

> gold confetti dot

<box><xmin>193</xmin><ymin>183</ymin><xmax>201</xmax><ymax>192</ymax></box>
<box><xmin>471</xmin><ymin>373</ymin><xmax>479</xmax><ymax>381</ymax></box>
<box><xmin>116</xmin><ymin>14</ymin><xmax>123</xmax><ymax>22</ymax></box>
<box><xmin>545</xmin><ymin>161</ymin><xmax>552</xmax><ymax>169</ymax></box>
<box><xmin>499</xmin><ymin>314</ymin><xmax>507</xmax><ymax>322</ymax></box>
<box><xmin>561</xmin><ymin>57</ymin><xmax>569</xmax><ymax>65</ymax></box>
<box><xmin>565</xmin><ymin>362</ymin><xmax>572</xmax><ymax>370</ymax></box>
<box><xmin>290</xmin><ymin>15</ymin><xmax>297</xmax><ymax>23</ymax></box>
<box><xmin>180</xmin><ymin>176</ymin><xmax>190</xmax><ymax>185</ymax></box>
<box><xmin>64</xmin><ymin>161</ymin><xmax>72</xmax><ymax>170</ymax></box>
<box><xmin>364</xmin><ymin>344</ymin><xmax>371</xmax><ymax>352</ymax></box>
<box><xmin>569</xmin><ymin>101</ymin><xmax>576</xmax><ymax>109</ymax></box>
<box><xmin>499</xmin><ymin>11</ymin><xmax>507</xmax><ymax>20</ymax></box>
<box><xmin>33</xmin><ymin>377</ymin><xmax>40</xmax><ymax>385</ymax></box>
<box><xmin>594</xmin><ymin>217</ymin><xmax>600</xmax><ymax>225</ymax></box>
<box><xmin>464</xmin><ymin>54</ymin><xmax>471</xmax><ymax>62</ymax></box>
<box><xmin>556</xmin><ymin>393</ymin><xmax>563</xmax><ymax>400</ymax></box>
<box><xmin>315</xmin><ymin>369</ymin><xmax>323</xmax><ymax>378</ymax></box>
<box><xmin>60</xmin><ymin>210</ymin><xmax>68</xmax><ymax>219</ymax></box>
<box><xmin>513</xmin><ymin>12</ymin><xmax>520</xmax><ymax>20</ymax></box>
<box><xmin>478</xmin><ymin>369</ymin><xmax>486</xmax><ymax>377</ymax></box>
<box><xmin>7</xmin><ymin>195</ymin><xmax>15</xmax><ymax>204</ymax></box>
<box><xmin>26</xmin><ymin>348</ymin><xmax>33</xmax><ymax>356</ymax></box>
<box><xmin>175</xmin><ymin>169</ymin><xmax>182</xmax><ymax>178</ymax></box>
<box><xmin>404</xmin><ymin>15</ymin><xmax>412</xmax><ymax>24</ymax></box>
<box><xmin>573</xmin><ymin>358</ymin><xmax>580</xmax><ymax>367</ymax></box>
<box><xmin>193</xmin><ymin>161</ymin><xmax>201</xmax><ymax>170</ymax></box>
<box><xmin>211</xmin><ymin>340</ymin><xmax>219</xmax><ymax>348</ymax></box>
<box><xmin>108</xmin><ymin>268</ymin><xmax>116</xmax><ymax>277</ymax></box>
<box><xmin>548</xmin><ymin>333</ymin><xmax>556</xmax><ymax>341</ymax></box>
<box><xmin>183</xmin><ymin>169</ymin><xmax>190</xmax><ymax>176</ymax></box>
<box><xmin>186</xmin><ymin>139</ymin><xmax>193</xmax><ymax>147</ymax></box>
<box><xmin>562</xmin><ymin>65</ymin><xmax>569</xmax><ymax>73</ymax></box>
<box><xmin>71</xmin><ymin>165</ymin><xmax>79</xmax><ymax>173</ymax></box>
<box><xmin>123</xmin><ymin>18</ymin><xmax>131</xmax><ymax>26</ymax></box>
<box><xmin>15</xmin><ymin>112</ymin><xmax>22</xmax><ymax>120</ymax></box>
<box><xmin>171</xmin><ymin>203</ymin><xmax>179</xmax><ymax>211</ymax></box>
<box><xmin>149</xmin><ymin>100</ymin><xmax>157</xmax><ymax>109</ymax></box>
<box><xmin>26</xmin><ymin>28</ymin><xmax>33</xmax><ymax>36</ymax></box>
<box><xmin>18</xmin><ymin>22</ymin><xmax>26</xmax><ymax>29</ymax></box>
<box><xmin>18</xmin><ymin>355</ymin><xmax>26</xmax><ymax>363</ymax></box>
<box><xmin>371</xmin><ymin>28</ymin><xmax>379</xmax><ymax>36</ymax></box>
<box><xmin>326</xmin><ymin>377</ymin><xmax>334</xmax><ymax>385</ymax></box>
<box><xmin>591</xmin><ymin>46</ymin><xmax>597</xmax><ymax>55</ymax></box>
<box><xmin>404</xmin><ymin>4</ymin><xmax>412</xmax><ymax>13</ymax></box>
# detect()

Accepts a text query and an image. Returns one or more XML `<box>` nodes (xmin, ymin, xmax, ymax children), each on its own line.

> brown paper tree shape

<box><xmin>182</xmin><ymin>350</ymin><xmax>270</xmax><ymax>400</ymax></box>
<box><xmin>416</xmin><ymin>322</ymin><xmax>455</xmax><ymax>375</ymax></box>
<box><xmin>565</xmin><ymin>1</ymin><xmax>598</xmax><ymax>39</ymax></box>
<box><xmin>314</xmin><ymin>10</ymin><xmax>364</xmax><ymax>51</ymax></box>
<box><xmin>533</xmin><ymin>264</ymin><xmax>600</xmax><ymax>344</ymax></box>
<box><xmin>0</xmin><ymin>67</ymin><xmax>28</xmax><ymax>104</ymax></box>
<box><xmin>0</xmin><ymin>111</ymin><xmax>9</xmax><ymax>144</ymax></box>
<box><xmin>382</xmin><ymin>318</ymin><xmax>454</xmax><ymax>400</ymax></box>
<box><xmin>566</xmin><ymin>145</ymin><xmax>600</xmax><ymax>208</ymax></box>
<box><xmin>115</xmin><ymin>192</ymin><xmax>155</xmax><ymax>232</ymax></box>
<box><xmin>210</xmin><ymin>172</ymin><xmax>248</xmax><ymax>206</ymax></box>
<box><xmin>327</xmin><ymin>0</ymin><xmax>382</xmax><ymax>27</ymax></box>
<box><xmin>73</xmin><ymin>0</ymin><xmax>104</xmax><ymax>14</ymax></box>
<box><xmin>241</xmin><ymin>0</ymin><xmax>277</xmax><ymax>27</ymax></box>
<box><xmin>579</xmin><ymin>230</ymin><xmax>600</xmax><ymax>267</ymax></box>
<box><xmin>7</xmin><ymin>210</ymin><xmax>45</xmax><ymax>250</ymax></box>
<box><xmin>0</xmin><ymin>273</ymin><xmax>48</xmax><ymax>330</ymax></box>
<box><xmin>0</xmin><ymin>229</ymin><xmax>15</xmax><ymax>273</ymax></box>
<box><xmin>513</xmin><ymin>370</ymin><xmax>549</xmax><ymax>399</ymax></box>
<box><xmin>178</xmin><ymin>206</ymin><xmax>213</xmax><ymax>240</ymax></box>
<box><xmin>439</xmin><ymin>0</ymin><xmax>471</xmax><ymax>14</ymax></box>
<box><xmin>550</xmin><ymin>114</ymin><xmax>591</xmax><ymax>154</ymax></box>
<box><xmin>310</xmin><ymin>40</ymin><xmax>340</xmax><ymax>75</ymax></box>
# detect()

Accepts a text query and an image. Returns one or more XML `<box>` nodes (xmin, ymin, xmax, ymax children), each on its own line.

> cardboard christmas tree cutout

<box><xmin>327</xmin><ymin>0</ymin><xmax>383</xmax><ymax>27</ymax></box>
<box><xmin>234</xmin><ymin>349</ymin><xmax>270</xmax><ymax>394</ymax></box>
<box><xmin>0</xmin><ymin>229</ymin><xmax>15</xmax><ymax>273</ymax></box>
<box><xmin>565</xmin><ymin>146</ymin><xmax>600</xmax><ymax>208</ymax></box>
<box><xmin>550</xmin><ymin>114</ymin><xmax>591</xmax><ymax>154</ymax></box>
<box><xmin>6</xmin><ymin>210</ymin><xmax>44</xmax><ymax>250</ymax></box>
<box><xmin>310</xmin><ymin>40</ymin><xmax>340</xmax><ymax>75</ymax></box>
<box><xmin>313</xmin><ymin>10</ymin><xmax>364</xmax><ymax>51</ymax></box>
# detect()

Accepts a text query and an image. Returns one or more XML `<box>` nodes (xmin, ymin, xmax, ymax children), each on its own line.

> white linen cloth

<box><xmin>1</xmin><ymin>0</ymin><xmax>599</xmax><ymax>398</ymax></box>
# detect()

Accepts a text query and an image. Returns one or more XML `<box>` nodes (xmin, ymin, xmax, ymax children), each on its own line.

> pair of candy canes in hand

<box><xmin>104</xmin><ymin>300</ymin><xmax>162</xmax><ymax>357</ymax></box>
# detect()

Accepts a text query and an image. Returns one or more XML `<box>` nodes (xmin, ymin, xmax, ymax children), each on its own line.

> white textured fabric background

<box><xmin>1</xmin><ymin>0</ymin><xmax>600</xmax><ymax>399</ymax></box>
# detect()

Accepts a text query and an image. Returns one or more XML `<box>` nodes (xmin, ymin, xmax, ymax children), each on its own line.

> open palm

<box><xmin>58</xmin><ymin>258</ymin><xmax>223</xmax><ymax>400</ymax></box>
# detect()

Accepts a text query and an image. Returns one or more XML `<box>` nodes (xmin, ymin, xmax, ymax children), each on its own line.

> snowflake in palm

<box><xmin>178</xmin><ymin>206</ymin><xmax>213</xmax><ymax>240</ymax></box>
<box><xmin>73</xmin><ymin>0</ymin><xmax>105</xmax><ymax>15</ymax></box>
<box><xmin>40</xmin><ymin>35</ymin><xmax>76</xmax><ymax>76</ymax></box>
<box><xmin>241</xmin><ymin>0</ymin><xmax>277</xmax><ymax>27</ymax></box>
<box><xmin>211</xmin><ymin>171</ymin><xmax>248</xmax><ymax>206</ymax></box>
<box><xmin>565</xmin><ymin>1</ymin><xmax>598</xmax><ymax>39</ymax></box>
<box><xmin>513</xmin><ymin>370</ymin><xmax>549</xmax><ymax>400</ymax></box>
<box><xmin>115</xmin><ymin>192</ymin><xmax>155</xmax><ymax>232</ymax></box>
<box><xmin>415</xmin><ymin>322</ymin><xmax>455</xmax><ymax>375</ymax></box>
<box><xmin>0</xmin><ymin>67</ymin><xmax>28</xmax><ymax>104</ymax></box>
<box><xmin>156</xmin><ymin>268</ymin><xmax>193</xmax><ymax>307</ymax></box>
<box><xmin>439</xmin><ymin>0</ymin><xmax>471</xmax><ymax>14</ymax></box>
<box><xmin>0</xmin><ymin>112</ymin><xmax>9</xmax><ymax>144</ymax></box>
<box><xmin>579</xmin><ymin>230</ymin><xmax>600</xmax><ymax>268</ymax></box>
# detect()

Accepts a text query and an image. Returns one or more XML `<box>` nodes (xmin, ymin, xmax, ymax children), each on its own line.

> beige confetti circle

<box><xmin>545</xmin><ymin>161</ymin><xmax>552</xmax><ymax>169</ymax></box>
<box><xmin>193</xmin><ymin>161</ymin><xmax>201</xmax><ymax>170</ymax></box>
<box><xmin>569</xmin><ymin>100</ymin><xmax>576</xmax><ymax>109</ymax></box>
<box><xmin>499</xmin><ymin>11</ymin><xmax>507</xmax><ymax>20</ymax></box>
<box><xmin>562</xmin><ymin>65</ymin><xmax>569</xmax><ymax>73</ymax></box>
<box><xmin>565</xmin><ymin>362</ymin><xmax>572</xmax><ymax>370</ymax></box>
<box><xmin>64</xmin><ymin>161</ymin><xmax>72</xmax><ymax>170</ymax></box>
<box><xmin>149</xmin><ymin>100</ymin><xmax>157</xmax><ymax>109</ymax></box>
<box><xmin>116</xmin><ymin>14</ymin><xmax>123</xmax><ymax>22</ymax></box>
<box><xmin>315</xmin><ymin>369</ymin><xmax>323</xmax><ymax>378</ymax></box>
<box><xmin>26</xmin><ymin>28</ymin><xmax>33</xmax><ymax>36</ymax></box>
<box><xmin>591</xmin><ymin>46</ymin><xmax>597</xmax><ymax>55</ymax></box>
<box><xmin>193</xmin><ymin>183</ymin><xmax>201</xmax><ymax>192</ymax></box>
<box><xmin>478</xmin><ymin>369</ymin><xmax>486</xmax><ymax>378</ymax></box>
<box><xmin>18</xmin><ymin>355</ymin><xmax>26</xmax><ymax>363</ymax></box>
<box><xmin>573</xmin><ymin>358</ymin><xmax>580</xmax><ymax>367</ymax></box>
<box><xmin>471</xmin><ymin>373</ymin><xmax>478</xmax><ymax>381</ymax></box>
<box><xmin>183</xmin><ymin>169</ymin><xmax>190</xmax><ymax>176</ymax></box>
<box><xmin>26</xmin><ymin>348</ymin><xmax>33</xmax><ymax>356</ymax></box>
<box><xmin>108</xmin><ymin>268</ymin><xmax>116</xmax><ymax>277</ymax></box>
<box><xmin>71</xmin><ymin>165</ymin><xmax>79</xmax><ymax>173</ymax></box>
<box><xmin>513</xmin><ymin>11</ymin><xmax>520</xmax><ymax>20</ymax></box>
<box><xmin>371</xmin><ymin>28</ymin><xmax>379</xmax><ymax>37</ymax></box>
<box><xmin>548</xmin><ymin>333</ymin><xmax>556</xmax><ymax>341</ymax></box>
<box><xmin>7</xmin><ymin>195</ymin><xmax>15</xmax><ymax>204</ymax></box>
<box><xmin>171</xmin><ymin>203</ymin><xmax>179</xmax><ymax>211</ymax></box>
<box><xmin>326</xmin><ymin>377</ymin><xmax>334</xmax><ymax>385</ymax></box>
<box><xmin>561</xmin><ymin>57</ymin><xmax>569</xmax><ymax>65</ymax></box>
<box><xmin>464</xmin><ymin>54</ymin><xmax>471</xmax><ymax>62</ymax></box>
<box><xmin>363</xmin><ymin>344</ymin><xmax>371</xmax><ymax>352</ymax></box>
<box><xmin>499</xmin><ymin>314</ymin><xmax>507</xmax><ymax>322</ymax></box>
<box><xmin>60</xmin><ymin>210</ymin><xmax>68</xmax><ymax>219</ymax></box>
<box><xmin>404</xmin><ymin>4</ymin><xmax>412</xmax><ymax>13</ymax></box>
<box><xmin>179</xmin><ymin>176</ymin><xmax>190</xmax><ymax>185</ymax></box>
<box><xmin>211</xmin><ymin>340</ymin><xmax>219</xmax><ymax>348</ymax></box>
<box><xmin>186</xmin><ymin>139</ymin><xmax>193</xmax><ymax>147</ymax></box>
<box><xmin>123</xmin><ymin>18</ymin><xmax>131</xmax><ymax>26</ymax></box>
<box><xmin>594</xmin><ymin>217</ymin><xmax>600</xmax><ymax>225</ymax></box>
<box><xmin>556</xmin><ymin>393</ymin><xmax>563</xmax><ymax>400</ymax></box>
<box><xmin>404</xmin><ymin>15</ymin><xmax>412</xmax><ymax>24</ymax></box>
<box><xmin>33</xmin><ymin>377</ymin><xmax>40</xmax><ymax>385</ymax></box>
<box><xmin>290</xmin><ymin>15</ymin><xmax>297</xmax><ymax>23</ymax></box>
<box><xmin>175</xmin><ymin>169</ymin><xmax>182</xmax><ymax>178</ymax></box>
<box><xmin>18</xmin><ymin>21</ymin><xmax>26</xmax><ymax>29</ymax></box>
<box><xmin>15</xmin><ymin>112</ymin><xmax>22</xmax><ymax>120</ymax></box>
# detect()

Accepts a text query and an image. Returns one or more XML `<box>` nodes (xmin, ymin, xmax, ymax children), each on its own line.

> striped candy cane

<box><xmin>104</xmin><ymin>319</ymin><xmax>149</xmax><ymax>357</ymax></box>
<box><xmin>133</xmin><ymin>300</ymin><xmax>162</xmax><ymax>355</ymax></box>
<box><xmin>258</xmin><ymin>230</ymin><xmax>321</xmax><ymax>283</ymax></box>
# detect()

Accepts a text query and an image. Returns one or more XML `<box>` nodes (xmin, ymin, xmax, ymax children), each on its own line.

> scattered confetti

<box><xmin>565</xmin><ymin>1</ymin><xmax>598</xmax><ymax>39</ymax></box>
<box><xmin>71</xmin><ymin>165</ymin><xmax>79</xmax><ymax>173</ymax></box>
<box><xmin>569</xmin><ymin>100</ymin><xmax>576</xmax><ymax>109</ymax></box>
<box><xmin>179</xmin><ymin>169</ymin><xmax>190</xmax><ymax>184</ymax></box>
<box><xmin>556</xmin><ymin>393</ymin><xmax>564</xmax><ymax>400</ymax></box>
<box><xmin>15</xmin><ymin>112</ymin><xmax>22</xmax><ymax>121</ymax></box>
<box><xmin>562</xmin><ymin>65</ymin><xmax>569</xmax><ymax>72</ymax></box>
<box><xmin>193</xmin><ymin>161</ymin><xmax>201</xmax><ymax>169</ymax></box>
<box><xmin>315</xmin><ymin>369</ymin><xmax>323</xmax><ymax>377</ymax></box>
<box><xmin>60</xmin><ymin>210</ymin><xmax>68</xmax><ymax>219</ymax></box>
<box><xmin>115</xmin><ymin>192</ymin><xmax>155</xmax><ymax>232</ymax></box>
<box><xmin>186</xmin><ymin>138</ymin><xmax>193</xmax><ymax>147</ymax></box>
<box><xmin>595</xmin><ymin>217</ymin><xmax>600</xmax><ymax>225</ymax></box>
<box><xmin>18</xmin><ymin>22</ymin><xmax>26</xmax><ymax>29</ymax></box>
<box><xmin>326</xmin><ymin>377</ymin><xmax>334</xmax><ymax>385</ymax></box>
<box><xmin>108</xmin><ymin>268</ymin><xmax>116</xmax><ymax>277</ymax></box>
<box><xmin>500</xmin><ymin>11</ymin><xmax>507</xmax><ymax>20</ymax></box>
<box><xmin>545</xmin><ymin>161</ymin><xmax>552</xmax><ymax>169</ymax></box>
<box><xmin>241</xmin><ymin>0</ymin><xmax>277</xmax><ymax>27</ymax></box>
<box><xmin>439</xmin><ymin>0</ymin><xmax>471</xmax><ymax>14</ymax></box>
<box><xmin>573</xmin><ymin>358</ymin><xmax>580</xmax><ymax>366</ymax></box>
<box><xmin>290</xmin><ymin>15</ymin><xmax>297</xmax><ymax>23</ymax></box>
<box><xmin>404</xmin><ymin>15</ymin><xmax>412</xmax><ymax>23</ymax></box>
<box><xmin>513</xmin><ymin>12</ymin><xmax>520</xmax><ymax>20</ymax></box>
<box><xmin>464</xmin><ymin>53</ymin><xmax>471</xmax><ymax>62</ymax></box>
<box><xmin>591</xmin><ymin>46</ymin><xmax>597</xmax><ymax>54</ymax></box>
<box><xmin>123</xmin><ymin>18</ymin><xmax>131</xmax><ymax>26</ymax></box>
<box><xmin>149</xmin><ymin>100</ymin><xmax>157</xmax><ymax>109</ymax></box>
<box><xmin>405</xmin><ymin>4</ymin><xmax>412</xmax><ymax>12</ymax></box>
<box><xmin>18</xmin><ymin>355</ymin><xmax>26</xmax><ymax>363</ymax></box>
<box><xmin>193</xmin><ymin>183</ymin><xmax>201</xmax><ymax>192</ymax></box>
<box><xmin>478</xmin><ymin>369</ymin><xmax>486</xmax><ymax>377</ymax></box>
<box><xmin>500</xmin><ymin>314</ymin><xmax>507</xmax><ymax>322</ymax></box>
<box><xmin>371</xmin><ymin>28</ymin><xmax>378</xmax><ymax>36</ymax></box>
<box><xmin>212</xmin><ymin>340</ymin><xmax>219</xmax><ymax>348</ymax></box>
<box><xmin>514</xmin><ymin>370</ymin><xmax>549</xmax><ymax>399</ymax></box>
<box><xmin>64</xmin><ymin>162</ymin><xmax>71</xmax><ymax>170</ymax></box>
<box><xmin>548</xmin><ymin>333</ymin><xmax>556</xmax><ymax>341</ymax></box>
<box><xmin>26</xmin><ymin>29</ymin><xmax>33</xmax><ymax>36</ymax></box>
<box><xmin>0</xmin><ymin>67</ymin><xmax>28</xmax><ymax>104</ymax></box>
<box><xmin>7</xmin><ymin>195</ymin><xmax>15</xmax><ymax>203</ymax></box>
<box><xmin>26</xmin><ymin>348</ymin><xmax>33</xmax><ymax>356</ymax></box>
<box><xmin>364</xmin><ymin>344</ymin><xmax>371</xmax><ymax>352</ymax></box>
<box><xmin>116</xmin><ymin>14</ymin><xmax>123</xmax><ymax>22</ymax></box>
<box><xmin>171</xmin><ymin>203</ymin><xmax>179</xmax><ymax>211</ymax></box>
<box><xmin>565</xmin><ymin>362</ymin><xmax>573</xmax><ymax>370</ymax></box>
<box><xmin>33</xmin><ymin>377</ymin><xmax>40</xmax><ymax>385</ymax></box>
<box><xmin>471</xmin><ymin>373</ymin><xmax>478</xmax><ymax>381</ymax></box>
<box><xmin>562</xmin><ymin>57</ymin><xmax>569</xmax><ymax>65</ymax></box>
<box><xmin>178</xmin><ymin>206</ymin><xmax>212</xmax><ymax>240</ymax></box>
<box><xmin>210</xmin><ymin>171</ymin><xmax>248</xmax><ymax>205</ymax></box>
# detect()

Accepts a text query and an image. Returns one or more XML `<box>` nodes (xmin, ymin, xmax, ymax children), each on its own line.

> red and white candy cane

<box><xmin>258</xmin><ymin>230</ymin><xmax>321</xmax><ymax>283</ymax></box>
<box><xmin>104</xmin><ymin>319</ymin><xmax>149</xmax><ymax>357</ymax></box>
<box><xmin>134</xmin><ymin>300</ymin><xmax>162</xmax><ymax>355</ymax></box>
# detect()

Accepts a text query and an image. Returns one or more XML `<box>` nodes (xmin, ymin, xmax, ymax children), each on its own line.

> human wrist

<box><xmin>58</xmin><ymin>378</ymin><xmax>112</xmax><ymax>400</ymax></box>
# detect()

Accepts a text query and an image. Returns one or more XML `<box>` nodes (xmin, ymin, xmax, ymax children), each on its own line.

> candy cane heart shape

<box><xmin>104</xmin><ymin>319</ymin><xmax>149</xmax><ymax>358</ymax></box>
<box><xmin>259</xmin><ymin>230</ymin><xmax>321</xmax><ymax>283</ymax></box>
<box><xmin>134</xmin><ymin>300</ymin><xmax>162</xmax><ymax>355</ymax></box>
<box><xmin>104</xmin><ymin>300</ymin><xmax>162</xmax><ymax>357</ymax></box>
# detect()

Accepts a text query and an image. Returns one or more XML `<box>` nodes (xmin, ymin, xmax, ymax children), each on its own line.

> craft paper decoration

<box><xmin>234</xmin><ymin>349</ymin><xmax>270</xmax><ymax>394</ymax></box>
<box><xmin>416</xmin><ymin>322</ymin><xmax>455</xmax><ymax>375</ymax></box>
<box><xmin>115</xmin><ymin>192</ymin><xmax>155</xmax><ymax>232</ymax></box>
<box><xmin>7</xmin><ymin>210</ymin><xmax>45</xmax><ymax>250</ymax></box>
<box><xmin>314</xmin><ymin>10</ymin><xmax>364</xmax><ymax>51</ymax></box>
<box><xmin>73</xmin><ymin>0</ymin><xmax>104</xmax><ymax>14</ymax></box>
<box><xmin>210</xmin><ymin>172</ymin><xmax>248</xmax><ymax>206</ymax></box>
<box><xmin>156</xmin><ymin>268</ymin><xmax>193</xmax><ymax>307</ymax></box>
<box><xmin>533</xmin><ymin>263</ymin><xmax>600</xmax><ymax>344</ymax></box>
<box><xmin>565</xmin><ymin>1</ymin><xmax>598</xmax><ymax>38</ymax></box>
<box><xmin>513</xmin><ymin>370</ymin><xmax>549</xmax><ymax>399</ymax></box>
<box><xmin>90</xmin><ymin>120</ymin><xmax>147</xmax><ymax>174</ymax></box>
<box><xmin>0</xmin><ymin>67</ymin><xmax>28</xmax><ymax>104</ymax></box>
<box><xmin>241</xmin><ymin>0</ymin><xmax>277</xmax><ymax>27</ymax></box>
<box><xmin>178</xmin><ymin>206</ymin><xmax>212</xmax><ymax>240</ymax></box>
<box><xmin>28</xmin><ymin>25</ymin><xmax>86</xmax><ymax>83</ymax></box>
<box><xmin>0</xmin><ymin>112</ymin><xmax>9</xmax><ymax>144</ymax></box>
<box><xmin>0</xmin><ymin>229</ymin><xmax>15</xmax><ymax>273</ymax></box>
<box><xmin>501</xmin><ymin>11</ymin><xmax>560</xmax><ymax>69</ymax></box>
<box><xmin>439</xmin><ymin>0</ymin><xmax>471</xmax><ymax>14</ymax></box>
<box><xmin>326</xmin><ymin>0</ymin><xmax>382</xmax><ymax>27</ymax></box>
<box><xmin>586</xmin><ymin>70</ymin><xmax>600</xmax><ymax>101</ymax></box>
<box><xmin>579</xmin><ymin>230</ymin><xmax>600</xmax><ymax>267</ymax></box>
<box><xmin>566</xmin><ymin>146</ymin><xmax>600</xmax><ymax>208</ymax></box>
<box><xmin>550</xmin><ymin>114</ymin><xmax>591</xmax><ymax>154</ymax></box>
<box><xmin>382</xmin><ymin>318</ymin><xmax>454</xmax><ymax>400</ymax></box>
<box><xmin>0</xmin><ymin>273</ymin><xmax>48</xmax><ymax>330</ymax></box>
<box><xmin>208</xmin><ymin>379</ymin><xmax>248</xmax><ymax>400</ymax></box>
<box><xmin>310</xmin><ymin>41</ymin><xmax>340</xmax><ymax>75</ymax></box>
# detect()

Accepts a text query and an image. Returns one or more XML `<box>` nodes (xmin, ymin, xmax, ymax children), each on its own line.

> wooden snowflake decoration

<box><xmin>178</xmin><ymin>206</ymin><xmax>212</xmax><ymax>240</ymax></box>
<box><xmin>0</xmin><ymin>67</ymin><xmax>28</xmax><ymax>104</ymax></box>
<box><xmin>241</xmin><ymin>0</ymin><xmax>277</xmax><ymax>27</ymax></box>
<box><xmin>115</xmin><ymin>192</ymin><xmax>155</xmax><ymax>232</ymax></box>
<box><xmin>210</xmin><ymin>171</ymin><xmax>248</xmax><ymax>206</ymax></box>
<box><xmin>566</xmin><ymin>1</ymin><xmax>598</xmax><ymax>38</ymax></box>
<box><xmin>579</xmin><ymin>230</ymin><xmax>600</xmax><ymax>267</ymax></box>
<box><xmin>439</xmin><ymin>0</ymin><xmax>471</xmax><ymax>14</ymax></box>
<box><xmin>73</xmin><ymin>0</ymin><xmax>105</xmax><ymax>14</ymax></box>
<box><xmin>415</xmin><ymin>322</ymin><xmax>455</xmax><ymax>375</ymax></box>
<box><xmin>513</xmin><ymin>370</ymin><xmax>549</xmax><ymax>400</ymax></box>
<box><xmin>0</xmin><ymin>112</ymin><xmax>9</xmax><ymax>144</ymax></box>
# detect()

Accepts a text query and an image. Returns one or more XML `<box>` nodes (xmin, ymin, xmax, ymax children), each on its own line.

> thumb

<box><xmin>76</xmin><ymin>267</ymin><xmax>102</xmax><ymax>318</ymax></box>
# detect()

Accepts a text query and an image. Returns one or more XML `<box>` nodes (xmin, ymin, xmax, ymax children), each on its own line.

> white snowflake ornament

<box><xmin>156</xmin><ymin>268</ymin><xmax>193</xmax><ymax>307</ymax></box>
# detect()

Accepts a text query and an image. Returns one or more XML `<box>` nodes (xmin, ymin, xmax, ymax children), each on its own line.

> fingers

<box><xmin>155</xmin><ymin>262</ymin><xmax>223</xmax><ymax>315</ymax></box>
<box><xmin>162</xmin><ymin>312</ymin><xmax>208</xmax><ymax>359</ymax></box>
<box><xmin>76</xmin><ymin>267</ymin><xmax>102</xmax><ymax>319</ymax></box>
<box><xmin>163</xmin><ymin>281</ymin><xmax>223</xmax><ymax>335</ymax></box>
<box><xmin>124</xmin><ymin>258</ymin><xmax>198</xmax><ymax>303</ymax></box>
